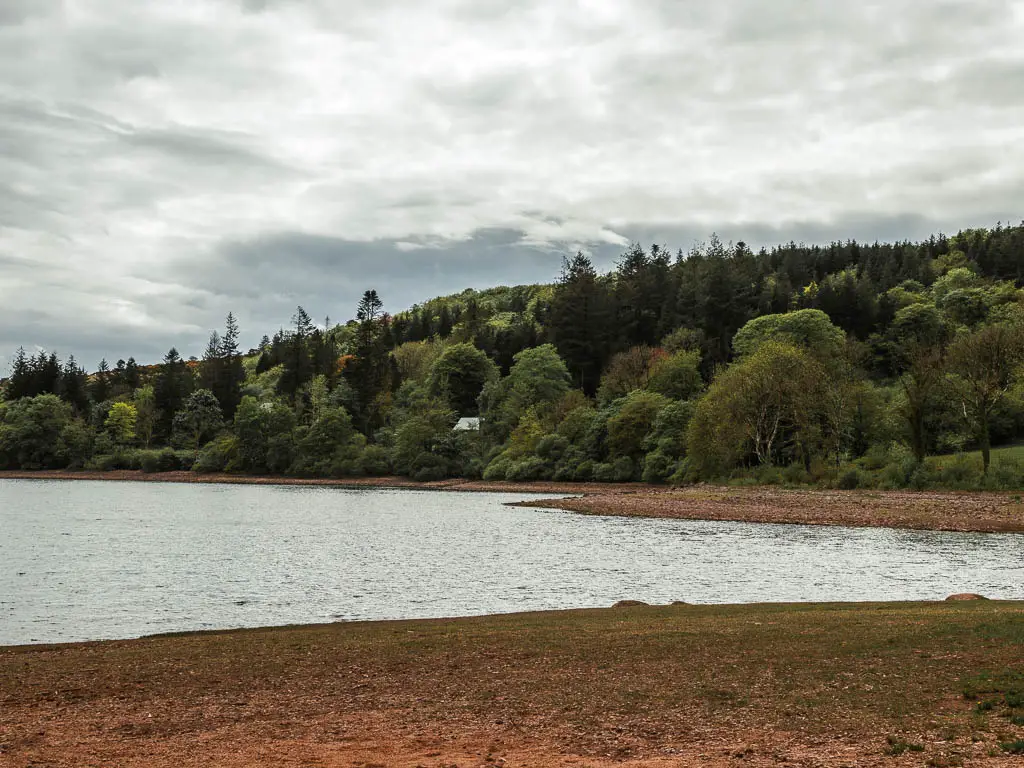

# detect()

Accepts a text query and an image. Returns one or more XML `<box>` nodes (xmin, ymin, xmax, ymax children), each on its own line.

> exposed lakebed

<box><xmin>1</xmin><ymin>479</ymin><xmax>1021</xmax><ymax>645</ymax></box>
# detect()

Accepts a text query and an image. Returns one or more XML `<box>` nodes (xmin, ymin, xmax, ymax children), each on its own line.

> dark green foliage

<box><xmin>0</xmin><ymin>395</ymin><xmax>74</xmax><ymax>469</ymax></box>
<box><xmin>429</xmin><ymin>343</ymin><xmax>498</xmax><ymax>415</ymax></box>
<box><xmin>5</xmin><ymin>223</ymin><xmax>1024</xmax><ymax>486</ymax></box>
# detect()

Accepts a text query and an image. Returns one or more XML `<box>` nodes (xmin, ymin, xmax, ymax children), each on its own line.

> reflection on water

<box><xmin>1</xmin><ymin>479</ymin><xmax>1021</xmax><ymax>645</ymax></box>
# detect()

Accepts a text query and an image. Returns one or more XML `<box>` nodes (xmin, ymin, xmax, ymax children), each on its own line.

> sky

<box><xmin>1</xmin><ymin>0</ymin><xmax>1023</xmax><ymax>368</ymax></box>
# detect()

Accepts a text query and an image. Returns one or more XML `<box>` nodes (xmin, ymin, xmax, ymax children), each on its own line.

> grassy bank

<box><xmin>2</xmin><ymin>601</ymin><xmax>1023</xmax><ymax>766</ymax></box>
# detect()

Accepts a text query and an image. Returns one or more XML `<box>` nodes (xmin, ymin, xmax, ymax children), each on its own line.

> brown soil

<box><xmin>516</xmin><ymin>486</ymin><xmax>1024</xmax><ymax>534</ymax></box>
<box><xmin>2</xmin><ymin>602</ymin><xmax>1022</xmax><ymax>767</ymax></box>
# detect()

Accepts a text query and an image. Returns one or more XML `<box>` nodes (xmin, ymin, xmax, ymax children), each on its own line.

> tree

<box><xmin>153</xmin><ymin>348</ymin><xmax>194</xmax><ymax>441</ymax></box>
<box><xmin>548</xmin><ymin>252</ymin><xmax>615</xmax><ymax>395</ymax></box>
<box><xmin>479</xmin><ymin>344</ymin><xmax>571</xmax><ymax>443</ymax></box>
<box><xmin>172</xmin><ymin>389</ymin><xmax>223</xmax><ymax>453</ymax></box>
<box><xmin>647</xmin><ymin>349</ymin><xmax>704</xmax><ymax>401</ymax></box>
<box><xmin>428</xmin><ymin>343</ymin><xmax>499</xmax><ymax>415</ymax></box>
<box><xmin>105</xmin><ymin>402</ymin><xmax>137</xmax><ymax>445</ymax></box>
<box><xmin>59</xmin><ymin>355</ymin><xmax>90</xmax><ymax>414</ymax></box>
<box><xmin>605</xmin><ymin>390</ymin><xmax>670</xmax><ymax>462</ymax></box>
<box><xmin>91</xmin><ymin>359</ymin><xmax>111</xmax><ymax>403</ymax></box>
<box><xmin>687</xmin><ymin>342</ymin><xmax>829</xmax><ymax>474</ymax></box>
<box><xmin>278</xmin><ymin>306</ymin><xmax>315</xmax><ymax>399</ymax></box>
<box><xmin>290</xmin><ymin>406</ymin><xmax>365</xmax><ymax>476</ymax></box>
<box><xmin>732</xmin><ymin>309</ymin><xmax>845</xmax><ymax>360</ymax></box>
<box><xmin>133</xmin><ymin>385</ymin><xmax>157</xmax><ymax>448</ymax></box>
<box><xmin>0</xmin><ymin>394</ymin><xmax>74</xmax><ymax>469</ymax></box>
<box><xmin>596</xmin><ymin>346</ymin><xmax>667</xmax><ymax>404</ymax></box>
<box><xmin>234</xmin><ymin>396</ymin><xmax>297</xmax><ymax>473</ymax></box>
<box><xmin>947</xmin><ymin>324</ymin><xmax>1024</xmax><ymax>473</ymax></box>
<box><xmin>356</xmin><ymin>290</ymin><xmax>384</xmax><ymax>322</ymax></box>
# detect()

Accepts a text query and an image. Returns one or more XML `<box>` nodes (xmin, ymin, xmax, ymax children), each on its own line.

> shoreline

<box><xmin>4</xmin><ymin>600</ymin><xmax>1022</xmax><ymax>766</ymax></box>
<box><xmin>3</xmin><ymin>469</ymin><xmax>1024</xmax><ymax>533</ymax></box>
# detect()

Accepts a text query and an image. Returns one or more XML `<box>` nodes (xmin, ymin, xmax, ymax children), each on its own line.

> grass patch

<box><xmin>884</xmin><ymin>735</ymin><xmax>925</xmax><ymax>756</ymax></box>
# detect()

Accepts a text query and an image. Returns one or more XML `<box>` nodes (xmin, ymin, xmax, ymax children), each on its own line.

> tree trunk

<box><xmin>980</xmin><ymin>418</ymin><xmax>991</xmax><ymax>475</ymax></box>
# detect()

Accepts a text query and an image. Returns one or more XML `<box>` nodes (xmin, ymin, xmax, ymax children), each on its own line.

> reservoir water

<box><xmin>1</xmin><ymin>479</ymin><xmax>1021</xmax><ymax>645</ymax></box>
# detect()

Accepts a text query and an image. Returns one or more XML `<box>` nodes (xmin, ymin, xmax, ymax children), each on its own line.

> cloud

<box><xmin>0</xmin><ymin>0</ymin><xmax>1022</xmax><ymax>368</ymax></box>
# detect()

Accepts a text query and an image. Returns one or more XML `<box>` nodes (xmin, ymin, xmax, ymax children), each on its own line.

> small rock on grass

<box><xmin>945</xmin><ymin>593</ymin><xmax>989</xmax><ymax>601</ymax></box>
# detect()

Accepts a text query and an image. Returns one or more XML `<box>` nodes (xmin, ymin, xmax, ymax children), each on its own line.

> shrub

<box><xmin>592</xmin><ymin>462</ymin><xmax>616</xmax><ymax>482</ymax></box>
<box><xmin>411</xmin><ymin>452</ymin><xmax>449</xmax><ymax>482</ymax></box>
<box><xmin>573</xmin><ymin>460</ymin><xmax>594</xmax><ymax>482</ymax></box>
<box><xmin>330</xmin><ymin>457</ymin><xmax>364</xmax><ymax>478</ymax></box>
<box><xmin>360</xmin><ymin>445</ymin><xmax>392</xmax><ymax>476</ymax></box>
<box><xmin>781</xmin><ymin>463</ymin><xmax>812</xmax><ymax>486</ymax></box>
<box><xmin>610</xmin><ymin>456</ymin><xmax>635</xmax><ymax>482</ymax></box>
<box><xmin>755</xmin><ymin>465</ymin><xmax>783</xmax><ymax>486</ymax></box>
<box><xmin>138</xmin><ymin>449</ymin><xmax>162</xmax><ymax>473</ymax></box>
<box><xmin>194</xmin><ymin>435</ymin><xmax>240</xmax><ymax>473</ymax></box>
<box><xmin>936</xmin><ymin>456</ymin><xmax>981</xmax><ymax>489</ymax></box>
<box><xmin>506</xmin><ymin>456</ymin><xmax>551</xmax><ymax>481</ymax></box>
<box><xmin>641</xmin><ymin>451</ymin><xmax>675</xmax><ymax>484</ymax></box>
<box><xmin>985</xmin><ymin>457</ymin><xmax>1024</xmax><ymax>491</ymax></box>
<box><xmin>908</xmin><ymin>462</ymin><xmax>936</xmax><ymax>490</ymax></box>
<box><xmin>157</xmin><ymin>447</ymin><xmax>184</xmax><ymax>472</ymax></box>
<box><xmin>859</xmin><ymin>443</ymin><xmax>892</xmax><ymax>471</ymax></box>
<box><xmin>482</xmin><ymin>455</ymin><xmax>512</xmax><ymax>481</ymax></box>
<box><xmin>837</xmin><ymin>467</ymin><xmax>862</xmax><ymax>490</ymax></box>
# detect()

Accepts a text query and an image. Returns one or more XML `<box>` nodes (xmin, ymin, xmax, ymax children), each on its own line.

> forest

<box><xmin>3</xmin><ymin>222</ymin><xmax>1024</xmax><ymax>491</ymax></box>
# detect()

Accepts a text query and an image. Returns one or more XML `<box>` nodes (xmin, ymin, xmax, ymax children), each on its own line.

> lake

<box><xmin>1</xmin><ymin>479</ymin><xmax>1022</xmax><ymax>645</ymax></box>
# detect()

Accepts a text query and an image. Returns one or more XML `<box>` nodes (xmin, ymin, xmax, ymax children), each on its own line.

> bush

<box><xmin>754</xmin><ymin>465</ymin><xmax>783</xmax><ymax>485</ymax></box>
<box><xmin>908</xmin><ymin>462</ymin><xmax>936</xmax><ymax>490</ymax></box>
<box><xmin>138</xmin><ymin>449</ymin><xmax>162</xmax><ymax>473</ymax></box>
<box><xmin>837</xmin><ymin>467</ymin><xmax>862</xmax><ymax>490</ymax></box>
<box><xmin>935</xmin><ymin>455</ymin><xmax>981</xmax><ymax>489</ymax></box>
<box><xmin>610</xmin><ymin>456</ymin><xmax>635</xmax><ymax>482</ymax></box>
<box><xmin>781</xmin><ymin>463</ymin><xmax>812</xmax><ymax>485</ymax></box>
<box><xmin>482</xmin><ymin>455</ymin><xmax>512</xmax><ymax>481</ymax></box>
<box><xmin>411</xmin><ymin>452</ymin><xmax>449</xmax><ymax>482</ymax></box>
<box><xmin>194</xmin><ymin>435</ymin><xmax>240</xmax><ymax>473</ymax></box>
<box><xmin>573</xmin><ymin>460</ymin><xmax>594</xmax><ymax>482</ymax></box>
<box><xmin>641</xmin><ymin>451</ymin><xmax>676</xmax><ymax>484</ymax></box>
<box><xmin>592</xmin><ymin>462</ymin><xmax>615</xmax><ymax>482</ymax></box>
<box><xmin>360</xmin><ymin>445</ymin><xmax>392</xmax><ymax>476</ymax></box>
<box><xmin>157</xmin><ymin>447</ymin><xmax>185</xmax><ymax>472</ymax></box>
<box><xmin>985</xmin><ymin>457</ymin><xmax>1024</xmax><ymax>491</ymax></box>
<box><xmin>506</xmin><ymin>456</ymin><xmax>551</xmax><ymax>481</ymax></box>
<box><xmin>859</xmin><ymin>443</ymin><xmax>892</xmax><ymax>471</ymax></box>
<box><xmin>330</xmin><ymin>457</ymin><xmax>364</xmax><ymax>478</ymax></box>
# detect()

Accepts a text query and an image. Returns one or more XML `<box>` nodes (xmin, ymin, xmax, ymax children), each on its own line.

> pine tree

<box><xmin>153</xmin><ymin>348</ymin><xmax>194</xmax><ymax>441</ymax></box>
<box><xmin>60</xmin><ymin>355</ymin><xmax>90</xmax><ymax>414</ymax></box>
<box><xmin>91</xmin><ymin>358</ymin><xmax>111</xmax><ymax>403</ymax></box>
<box><xmin>6</xmin><ymin>347</ymin><xmax>30</xmax><ymax>399</ymax></box>
<box><xmin>548</xmin><ymin>252</ymin><xmax>615</xmax><ymax>395</ymax></box>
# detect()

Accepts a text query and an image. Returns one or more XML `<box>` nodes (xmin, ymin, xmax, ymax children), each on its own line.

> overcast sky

<box><xmin>2</xmin><ymin>0</ymin><xmax>1023</xmax><ymax>368</ymax></box>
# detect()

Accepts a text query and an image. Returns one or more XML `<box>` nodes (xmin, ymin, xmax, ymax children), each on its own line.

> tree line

<box><xmin>3</xmin><ymin>223</ymin><xmax>1024</xmax><ymax>490</ymax></box>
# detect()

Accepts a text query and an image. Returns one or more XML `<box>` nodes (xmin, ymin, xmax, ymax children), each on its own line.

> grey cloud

<box><xmin>1</xmin><ymin>0</ymin><xmax>1023</xmax><ymax>369</ymax></box>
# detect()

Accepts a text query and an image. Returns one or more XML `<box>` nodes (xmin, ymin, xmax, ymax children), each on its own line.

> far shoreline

<box><xmin>3</xmin><ymin>469</ymin><xmax>1024</xmax><ymax>534</ymax></box>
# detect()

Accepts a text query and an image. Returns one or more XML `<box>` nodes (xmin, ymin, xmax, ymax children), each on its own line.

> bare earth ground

<box><xmin>3</xmin><ymin>471</ymin><xmax>1024</xmax><ymax>533</ymax></box>
<box><xmin>2</xmin><ymin>602</ymin><xmax>1023</xmax><ymax>767</ymax></box>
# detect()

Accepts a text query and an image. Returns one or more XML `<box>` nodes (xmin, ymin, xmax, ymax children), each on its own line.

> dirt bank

<box><xmin>2</xmin><ymin>602</ymin><xmax>1022</xmax><ymax>767</ymax></box>
<box><xmin>517</xmin><ymin>485</ymin><xmax>1024</xmax><ymax>533</ymax></box>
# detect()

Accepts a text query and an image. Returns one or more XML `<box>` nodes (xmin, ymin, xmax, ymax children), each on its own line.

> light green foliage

<box><xmin>647</xmin><ymin>350</ymin><xmax>703</xmax><ymax>401</ymax></box>
<box><xmin>132</xmin><ymin>386</ymin><xmax>157</xmax><ymax>448</ymax></box>
<box><xmin>732</xmin><ymin>309</ymin><xmax>845</xmax><ymax>360</ymax></box>
<box><xmin>890</xmin><ymin>303</ymin><xmax>950</xmax><ymax>347</ymax></box>
<box><xmin>428</xmin><ymin>342</ymin><xmax>498</xmax><ymax>415</ymax></box>
<box><xmin>936</xmin><ymin>288</ymin><xmax>989</xmax><ymax>327</ymax></box>
<box><xmin>104</xmin><ymin>401</ymin><xmax>137</xmax><ymax>444</ymax></box>
<box><xmin>479</xmin><ymin>344</ymin><xmax>571</xmax><ymax>442</ymax></box>
<box><xmin>688</xmin><ymin>342</ymin><xmax>831</xmax><ymax>474</ymax></box>
<box><xmin>172</xmin><ymin>389</ymin><xmax>225</xmax><ymax>452</ymax></box>
<box><xmin>0</xmin><ymin>394</ymin><xmax>74</xmax><ymax>469</ymax></box>
<box><xmin>931</xmin><ymin>267</ymin><xmax>981</xmax><ymax>301</ymax></box>
<box><xmin>392</xmin><ymin>340</ymin><xmax>446</xmax><ymax>384</ymax></box>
